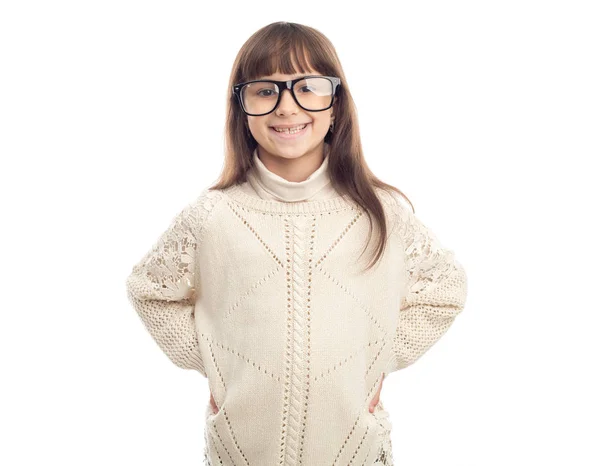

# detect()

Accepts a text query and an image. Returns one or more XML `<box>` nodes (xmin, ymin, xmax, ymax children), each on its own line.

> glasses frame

<box><xmin>232</xmin><ymin>75</ymin><xmax>341</xmax><ymax>116</ymax></box>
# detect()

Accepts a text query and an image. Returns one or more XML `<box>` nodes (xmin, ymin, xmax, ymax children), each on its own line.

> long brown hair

<box><xmin>210</xmin><ymin>21</ymin><xmax>414</xmax><ymax>272</ymax></box>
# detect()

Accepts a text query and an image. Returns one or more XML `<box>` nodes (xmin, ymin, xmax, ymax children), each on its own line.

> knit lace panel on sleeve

<box><xmin>125</xmin><ymin>189</ymin><xmax>222</xmax><ymax>374</ymax></box>
<box><xmin>390</xmin><ymin>194</ymin><xmax>468</xmax><ymax>371</ymax></box>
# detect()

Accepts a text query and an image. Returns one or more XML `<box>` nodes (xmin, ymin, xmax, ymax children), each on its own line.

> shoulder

<box><xmin>174</xmin><ymin>187</ymin><xmax>228</xmax><ymax>240</ymax></box>
<box><xmin>190</xmin><ymin>187</ymin><xmax>227</xmax><ymax>212</ymax></box>
<box><xmin>373</xmin><ymin>186</ymin><xmax>414</xmax><ymax>231</ymax></box>
<box><xmin>374</xmin><ymin>186</ymin><xmax>411</xmax><ymax>210</ymax></box>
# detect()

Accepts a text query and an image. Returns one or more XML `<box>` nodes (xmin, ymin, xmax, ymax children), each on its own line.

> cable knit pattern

<box><xmin>126</xmin><ymin>150</ymin><xmax>467</xmax><ymax>465</ymax></box>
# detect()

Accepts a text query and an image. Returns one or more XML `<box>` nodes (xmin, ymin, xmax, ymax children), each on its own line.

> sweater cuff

<box><xmin>186</xmin><ymin>350</ymin><xmax>207</xmax><ymax>377</ymax></box>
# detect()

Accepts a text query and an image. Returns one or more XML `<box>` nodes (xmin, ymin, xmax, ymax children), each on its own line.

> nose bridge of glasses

<box><xmin>277</xmin><ymin>81</ymin><xmax>300</xmax><ymax>108</ymax></box>
<box><xmin>279</xmin><ymin>79</ymin><xmax>294</xmax><ymax>96</ymax></box>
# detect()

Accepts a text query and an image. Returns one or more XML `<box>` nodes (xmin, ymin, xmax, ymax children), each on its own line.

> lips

<box><xmin>270</xmin><ymin>123</ymin><xmax>310</xmax><ymax>131</ymax></box>
<box><xmin>269</xmin><ymin>122</ymin><xmax>310</xmax><ymax>139</ymax></box>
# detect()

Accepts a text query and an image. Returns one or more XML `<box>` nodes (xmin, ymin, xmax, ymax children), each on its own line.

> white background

<box><xmin>1</xmin><ymin>1</ymin><xmax>599</xmax><ymax>465</ymax></box>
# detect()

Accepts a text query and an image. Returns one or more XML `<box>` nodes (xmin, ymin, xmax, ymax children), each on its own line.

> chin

<box><xmin>268</xmin><ymin>147</ymin><xmax>309</xmax><ymax>159</ymax></box>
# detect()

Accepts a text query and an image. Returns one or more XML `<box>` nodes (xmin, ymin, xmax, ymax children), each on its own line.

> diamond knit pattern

<box><xmin>126</xmin><ymin>181</ymin><xmax>467</xmax><ymax>466</ymax></box>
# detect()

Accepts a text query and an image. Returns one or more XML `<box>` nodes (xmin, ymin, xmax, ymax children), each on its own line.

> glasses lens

<box><xmin>293</xmin><ymin>77</ymin><xmax>333</xmax><ymax>110</ymax></box>
<box><xmin>240</xmin><ymin>81</ymin><xmax>279</xmax><ymax>115</ymax></box>
<box><xmin>240</xmin><ymin>77</ymin><xmax>333</xmax><ymax>115</ymax></box>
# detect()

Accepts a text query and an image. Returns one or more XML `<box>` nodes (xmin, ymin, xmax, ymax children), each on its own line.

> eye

<box><xmin>298</xmin><ymin>85</ymin><xmax>315</xmax><ymax>94</ymax></box>
<box><xmin>257</xmin><ymin>89</ymin><xmax>276</xmax><ymax>97</ymax></box>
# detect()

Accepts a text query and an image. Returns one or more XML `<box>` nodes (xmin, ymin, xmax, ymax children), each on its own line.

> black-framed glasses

<box><xmin>232</xmin><ymin>75</ymin><xmax>341</xmax><ymax>116</ymax></box>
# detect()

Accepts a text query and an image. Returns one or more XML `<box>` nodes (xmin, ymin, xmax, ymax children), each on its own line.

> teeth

<box><xmin>273</xmin><ymin>124</ymin><xmax>307</xmax><ymax>134</ymax></box>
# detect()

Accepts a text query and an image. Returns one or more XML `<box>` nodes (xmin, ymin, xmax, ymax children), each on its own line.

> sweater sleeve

<box><xmin>390</xmin><ymin>197</ymin><xmax>468</xmax><ymax>372</ymax></box>
<box><xmin>125</xmin><ymin>190</ymin><xmax>219</xmax><ymax>375</ymax></box>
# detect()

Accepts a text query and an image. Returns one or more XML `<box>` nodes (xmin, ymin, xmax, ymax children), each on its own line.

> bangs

<box><xmin>240</xmin><ymin>27</ymin><xmax>335</xmax><ymax>82</ymax></box>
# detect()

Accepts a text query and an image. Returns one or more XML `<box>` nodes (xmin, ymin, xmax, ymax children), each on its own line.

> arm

<box><xmin>125</xmin><ymin>190</ymin><xmax>220</xmax><ymax>375</ymax></box>
<box><xmin>390</xmin><ymin>197</ymin><xmax>468</xmax><ymax>372</ymax></box>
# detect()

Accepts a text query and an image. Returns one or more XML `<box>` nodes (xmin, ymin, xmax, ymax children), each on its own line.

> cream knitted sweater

<box><xmin>125</xmin><ymin>146</ymin><xmax>468</xmax><ymax>466</ymax></box>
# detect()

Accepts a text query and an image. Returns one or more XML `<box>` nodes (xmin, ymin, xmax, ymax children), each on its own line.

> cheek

<box><xmin>311</xmin><ymin>117</ymin><xmax>330</xmax><ymax>134</ymax></box>
<box><xmin>247</xmin><ymin>119</ymin><xmax>267</xmax><ymax>139</ymax></box>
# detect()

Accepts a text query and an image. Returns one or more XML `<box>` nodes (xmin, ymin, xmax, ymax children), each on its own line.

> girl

<box><xmin>126</xmin><ymin>21</ymin><xmax>468</xmax><ymax>466</ymax></box>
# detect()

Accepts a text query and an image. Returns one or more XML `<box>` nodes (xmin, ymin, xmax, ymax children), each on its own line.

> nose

<box><xmin>275</xmin><ymin>88</ymin><xmax>299</xmax><ymax>114</ymax></box>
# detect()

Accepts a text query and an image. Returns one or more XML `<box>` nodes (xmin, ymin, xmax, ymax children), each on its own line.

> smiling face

<box><xmin>246</xmin><ymin>69</ymin><xmax>336</xmax><ymax>163</ymax></box>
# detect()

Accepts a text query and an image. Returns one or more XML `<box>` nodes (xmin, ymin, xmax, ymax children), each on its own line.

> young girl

<box><xmin>126</xmin><ymin>21</ymin><xmax>468</xmax><ymax>466</ymax></box>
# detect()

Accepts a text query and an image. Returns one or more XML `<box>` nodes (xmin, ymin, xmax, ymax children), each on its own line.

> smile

<box><xmin>270</xmin><ymin>123</ymin><xmax>310</xmax><ymax>139</ymax></box>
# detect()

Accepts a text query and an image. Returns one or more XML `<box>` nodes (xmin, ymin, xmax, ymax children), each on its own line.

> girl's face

<box><xmin>246</xmin><ymin>70</ymin><xmax>336</xmax><ymax>162</ymax></box>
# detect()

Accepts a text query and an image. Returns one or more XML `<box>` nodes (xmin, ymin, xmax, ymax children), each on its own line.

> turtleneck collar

<box><xmin>246</xmin><ymin>144</ymin><xmax>337</xmax><ymax>202</ymax></box>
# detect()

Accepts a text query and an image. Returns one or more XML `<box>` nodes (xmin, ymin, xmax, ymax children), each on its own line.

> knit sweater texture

<box><xmin>125</xmin><ymin>145</ymin><xmax>468</xmax><ymax>466</ymax></box>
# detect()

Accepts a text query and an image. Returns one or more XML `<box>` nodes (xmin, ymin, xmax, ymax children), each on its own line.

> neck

<box><xmin>246</xmin><ymin>143</ymin><xmax>338</xmax><ymax>202</ymax></box>
<box><xmin>257</xmin><ymin>143</ymin><xmax>327</xmax><ymax>183</ymax></box>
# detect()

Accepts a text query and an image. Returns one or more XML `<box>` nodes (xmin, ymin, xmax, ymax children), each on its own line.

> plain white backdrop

<box><xmin>1</xmin><ymin>1</ymin><xmax>599</xmax><ymax>465</ymax></box>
